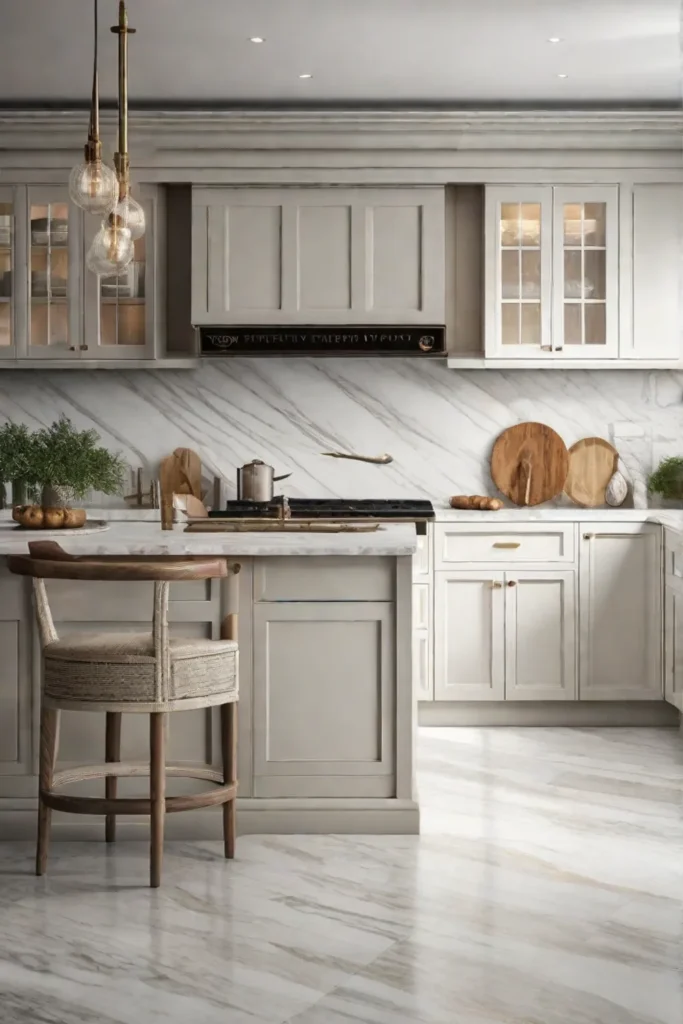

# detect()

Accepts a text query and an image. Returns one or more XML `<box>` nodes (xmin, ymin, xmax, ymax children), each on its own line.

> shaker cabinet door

<box><xmin>504</xmin><ymin>571</ymin><xmax>576</xmax><ymax>701</ymax></box>
<box><xmin>192</xmin><ymin>187</ymin><xmax>444</xmax><ymax>325</ymax></box>
<box><xmin>579</xmin><ymin>526</ymin><xmax>662</xmax><ymax>700</ymax></box>
<box><xmin>629</xmin><ymin>184</ymin><xmax>683</xmax><ymax>361</ymax></box>
<box><xmin>252</xmin><ymin>601</ymin><xmax>395</xmax><ymax>797</ymax></box>
<box><xmin>434</xmin><ymin>571</ymin><xmax>505</xmax><ymax>701</ymax></box>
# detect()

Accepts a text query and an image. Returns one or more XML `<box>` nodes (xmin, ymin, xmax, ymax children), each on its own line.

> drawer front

<box><xmin>435</xmin><ymin>523</ymin><xmax>575</xmax><ymax>566</ymax></box>
<box><xmin>254</xmin><ymin>556</ymin><xmax>394</xmax><ymax>602</ymax></box>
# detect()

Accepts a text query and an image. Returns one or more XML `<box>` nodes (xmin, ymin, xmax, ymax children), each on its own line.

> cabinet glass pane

<box><xmin>98</xmin><ymin>232</ymin><xmax>146</xmax><ymax>347</ymax></box>
<box><xmin>501</xmin><ymin>303</ymin><xmax>519</xmax><ymax>345</ymax></box>
<box><xmin>29</xmin><ymin>202</ymin><xmax>70</xmax><ymax>348</ymax></box>
<box><xmin>0</xmin><ymin>201</ymin><xmax>13</xmax><ymax>346</ymax></box>
<box><xmin>501</xmin><ymin>250</ymin><xmax>520</xmax><ymax>299</ymax></box>
<box><xmin>561</xmin><ymin>201</ymin><xmax>608</xmax><ymax>349</ymax></box>
<box><xmin>585</xmin><ymin>304</ymin><xmax>606</xmax><ymax>345</ymax></box>
<box><xmin>521</xmin><ymin>303</ymin><xmax>541</xmax><ymax>345</ymax></box>
<box><xmin>564</xmin><ymin>304</ymin><xmax>582</xmax><ymax>345</ymax></box>
<box><xmin>501</xmin><ymin>204</ymin><xmax>520</xmax><ymax>246</ymax></box>
<box><xmin>584</xmin><ymin>250</ymin><xmax>605</xmax><ymax>301</ymax></box>
<box><xmin>520</xmin><ymin>204</ymin><xmax>541</xmax><ymax>246</ymax></box>
<box><xmin>521</xmin><ymin>250</ymin><xmax>541</xmax><ymax>299</ymax></box>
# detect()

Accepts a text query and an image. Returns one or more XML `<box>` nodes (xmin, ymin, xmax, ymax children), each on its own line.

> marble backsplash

<box><xmin>1</xmin><ymin>361</ymin><xmax>682</xmax><ymax>506</ymax></box>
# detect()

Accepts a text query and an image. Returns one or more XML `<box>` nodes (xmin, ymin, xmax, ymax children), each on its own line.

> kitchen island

<box><xmin>0</xmin><ymin>520</ymin><xmax>418</xmax><ymax>840</ymax></box>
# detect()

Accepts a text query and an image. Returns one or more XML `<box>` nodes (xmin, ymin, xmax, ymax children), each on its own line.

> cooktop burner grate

<box><xmin>210</xmin><ymin>498</ymin><xmax>434</xmax><ymax>520</ymax></box>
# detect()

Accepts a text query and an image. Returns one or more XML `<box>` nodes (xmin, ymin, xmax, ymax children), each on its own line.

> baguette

<box><xmin>449</xmin><ymin>495</ymin><xmax>503</xmax><ymax>511</ymax></box>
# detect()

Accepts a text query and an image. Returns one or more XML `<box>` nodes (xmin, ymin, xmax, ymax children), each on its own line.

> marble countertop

<box><xmin>431</xmin><ymin>505</ymin><xmax>683</xmax><ymax>525</ymax></box>
<box><xmin>0</xmin><ymin>520</ymin><xmax>417</xmax><ymax>558</ymax></box>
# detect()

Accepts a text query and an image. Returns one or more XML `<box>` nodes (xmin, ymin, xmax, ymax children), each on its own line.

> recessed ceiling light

<box><xmin>299</xmin><ymin>73</ymin><xmax>313</xmax><ymax>79</ymax></box>
<box><xmin>249</xmin><ymin>36</ymin><xmax>265</xmax><ymax>43</ymax></box>
<box><xmin>557</xmin><ymin>73</ymin><xmax>568</xmax><ymax>79</ymax></box>
<box><xmin>548</xmin><ymin>36</ymin><xmax>562</xmax><ymax>43</ymax></box>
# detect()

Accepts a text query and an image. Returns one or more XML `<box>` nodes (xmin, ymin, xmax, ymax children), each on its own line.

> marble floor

<box><xmin>1</xmin><ymin>727</ymin><xmax>682</xmax><ymax>1024</ymax></box>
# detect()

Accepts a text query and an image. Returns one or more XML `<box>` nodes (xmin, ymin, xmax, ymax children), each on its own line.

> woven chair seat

<box><xmin>44</xmin><ymin>632</ymin><xmax>238</xmax><ymax>710</ymax></box>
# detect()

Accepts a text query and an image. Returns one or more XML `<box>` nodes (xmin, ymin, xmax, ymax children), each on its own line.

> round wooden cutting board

<box><xmin>564</xmin><ymin>437</ymin><xmax>619</xmax><ymax>508</ymax></box>
<box><xmin>491</xmin><ymin>422</ymin><xmax>569</xmax><ymax>506</ymax></box>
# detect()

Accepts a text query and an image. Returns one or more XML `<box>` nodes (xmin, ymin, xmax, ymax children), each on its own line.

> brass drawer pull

<box><xmin>490</xmin><ymin>581</ymin><xmax>503</xmax><ymax>589</ymax></box>
<box><xmin>507</xmin><ymin>580</ymin><xmax>517</xmax><ymax>587</ymax></box>
<box><xmin>493</xmin><ymin>542</ymin><xmax>521</xmax><ymax>549</ymax></box>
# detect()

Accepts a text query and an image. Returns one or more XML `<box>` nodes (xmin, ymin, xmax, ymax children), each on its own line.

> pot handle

<box><xmin>273</xmin><ymin>473</ymin><xmax>292</xmax><ymax>482</ymax></box>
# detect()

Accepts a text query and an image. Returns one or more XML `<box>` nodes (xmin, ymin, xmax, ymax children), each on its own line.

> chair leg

<box><xmin>149</xmin><ymin>712</ymin><xmax>166</xmax><ymax>888</ymax></box>
<box><xmin>36</xmin><ymin>706</ymin><xmax>60</xmax><ymax>877</ymax></box>
<box><xmin>220</xmin><ymin>701</ymin><xmax>237</xmax><ymax>859</ymax></box>
<box><xmin>105</xmin><ymin>712</ymin><xmax>122</xmax><ymax>843</ymax></box>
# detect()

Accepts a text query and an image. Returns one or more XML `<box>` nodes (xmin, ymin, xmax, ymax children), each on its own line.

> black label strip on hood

<box><xmin>199</xmin><ymin>325</ymin><xmax>446</xmax><ymax>356</ymax></box>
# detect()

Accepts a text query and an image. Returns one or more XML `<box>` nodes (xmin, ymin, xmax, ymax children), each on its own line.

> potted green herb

<box><xmin>648</xmin><ymin>456</ymin><xmax>683</xmax><ymax>506</ymax></box>
<box><xmin>0</xmin><ymin>421</ymin><xmax>39</xmax><ymax>506</ymax></box>
<box><xmin>12</xmin><ymin>416</ymin><xmax>125</xmax><ymax>529</ymax></box>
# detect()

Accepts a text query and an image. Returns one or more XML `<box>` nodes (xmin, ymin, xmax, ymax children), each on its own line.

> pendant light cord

<box><xmin>89</xmin><ymin>0</ymin><xmax>99</xmax><ymax>142</ymax></box>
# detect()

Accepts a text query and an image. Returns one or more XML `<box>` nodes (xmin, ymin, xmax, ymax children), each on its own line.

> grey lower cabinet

<box><xmin>251</xmin><ymin>600</ymin><xmax>395</xmax><ymax>798</ymax></box>
<box><xmin>0</xmin><ymin>571</ymin><xmax>33</xmax><ymax>792</ymax></box>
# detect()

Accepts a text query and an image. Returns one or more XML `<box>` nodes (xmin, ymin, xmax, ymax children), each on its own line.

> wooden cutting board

<box><xmin>159</xmin><ymin>448</ymin><xmax>202</xmax><ymax>501</ymax></box>
<box><xmin>564</xmin><ymin>437</ymin><xmax>619</xmax><ymax>507</ymax></box>
<box><xmin>491</xmin><ymin>422</ymin><xmax>569</xmax><ymax>506</ymax></box>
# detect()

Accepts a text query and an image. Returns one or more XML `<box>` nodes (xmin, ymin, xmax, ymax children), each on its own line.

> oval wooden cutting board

<box><xmin>564</xmin><ymin>437</ymin><xmax>618</xmax><ymax>507</ymax></box>
<box><xmin>491</xmin><ymin>422</ymin><xmax>569</xmax><ymax>506</ymax></box>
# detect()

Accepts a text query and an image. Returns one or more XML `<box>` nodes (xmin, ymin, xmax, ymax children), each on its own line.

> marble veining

<box><xmin>1</xmin><ymin>363</ymin><xmax>682</xmax><ymax>504</ymax></box>
<box><xmin>0</xmin><ymin>727</ymin><xmax>681</xmax><ymax>1023</ymax></box>
<box><xmin>0</xmin><ymin>520</ymin><xmax>417</xmax><ymax>557</ymax></box>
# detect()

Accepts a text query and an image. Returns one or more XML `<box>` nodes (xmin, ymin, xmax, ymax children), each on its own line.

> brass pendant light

<box><xmin>86</xmin><ymin>1</ymin><xmax>145</xmax><ymax>274</ymax></box>
<box><xmin>68</xmin><ymin>0</ymin><xmax>119</xmax><ymax>215</ymax></box>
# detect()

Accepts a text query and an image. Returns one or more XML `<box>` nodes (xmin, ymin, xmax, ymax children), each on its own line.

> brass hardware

<box><xmin>490</xmin><ymin>581</ymin><xmax>503</xmax><ymax>589</ymax></box>
<box><xmin>541</xmin><ymin>345</ymin><xmax>552</xmax><ymax>352</ymax></box>
<box><xmin>111</xmin><ymin>1</ymin><xmax>136</xmax><ymax>200</ymax></box>
<box><xmin>69</xmin><ymin>346</ymin><xmax>76</xmax><ymax>351</ymax></box>
<box><xmin>80</xmin><ymin>344</ymin><xmax>89</xmax><ymax>351</ymax></box>
<box><xmin>556</xmin><ymin>346</ymin><xmax>564</xmax><ymax>351</ymax></box>
<box><xmin>493</xmin><ymin>542</ymin><xmax>521</xmax><ymax>549</ymax></box>
<box><xmin>583</xmin><ymin>533</ymin><xmax>595</xmax><ymax>540</ymax></box>
<box><xmin>507</xmin><ymin>580</ymin><xmax>517</xmax><ymax>587</ymax></box>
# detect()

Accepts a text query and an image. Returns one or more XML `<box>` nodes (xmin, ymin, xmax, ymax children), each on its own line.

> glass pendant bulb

<box><xmin>68</xmin><ymin>158</ymin><xmax>118</xmax><ymax>215</ymax></box>
<box><xmin>111</xmin><ymin>193</ymin><xmax>145</xmax><ymax>240</ymax></box>
<box><xmin>86</xmin><ymin>218</ymin><xmax>134</xmax><ymax>273</ymax></box>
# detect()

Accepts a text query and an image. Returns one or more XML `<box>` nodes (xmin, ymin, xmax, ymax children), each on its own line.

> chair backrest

<box><xmin>8</xmin><ymin>540</ymin><xmax>229</xmax><ymax>582</ymax></box>
<box><xmin>8</xmin><ymin>541</ymin><xmax>235</xmax><ymax>653</ymax></box>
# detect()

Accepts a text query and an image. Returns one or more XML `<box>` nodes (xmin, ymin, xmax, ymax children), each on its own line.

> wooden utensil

<box><xmin>564</xmin><ymin>437</ymin><xmax>618</xmax><ymax>508</ymax></box>
<box><xmin>321</xmin><ymin>452</ymin><xmax>394</xmax><ymax>465</ymax></box>
<box><xmin>490</xmin><ymin>422</ymin><xmax>569</xmax><ymax>507</ymax></box>
<box><xmin>450</xmin><ymin>495</ymin><xmax>504</xmax><ymax>511</ymax></box>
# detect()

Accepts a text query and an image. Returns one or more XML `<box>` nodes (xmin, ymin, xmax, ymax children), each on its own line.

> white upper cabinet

<box><xmin>485</xmin><ymin>185</ymin><xmax>619</xmax><ymax>360</ymax></box>
<box><xmin>628</xmin><ymin>183</ymin><xmax>682</xmax><ymax>361</ymax></box>
<box><xmin>83</xmin><ymin>186</ymin><xmax>161</xmax><ymax>360</ymax></box>
<box><xmin>192</xmin><ymin>187</ymin><xmax>445</xmax><ymax>325</ymax></box>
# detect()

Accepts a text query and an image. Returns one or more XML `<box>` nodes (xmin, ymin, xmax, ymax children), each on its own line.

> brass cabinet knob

<box><xmin>583</xmin><ymin>533</ymin><xmax>595</xmax><ymax>540</ymax></box>
<box><xmin>507</xmin><ymin>580</ymin><xmax>517</xmax><ymax>587</ymax></box>
<box><xmin>490</xmin><ymin>581</ymin><xmax>503</xmax><ymax>589</ymax></box>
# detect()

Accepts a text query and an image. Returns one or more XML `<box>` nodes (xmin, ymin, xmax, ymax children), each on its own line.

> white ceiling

<box><xmin>0</xmin><ymin>0</ymin><xmax>680</xmax><ymax>107</ymax></box>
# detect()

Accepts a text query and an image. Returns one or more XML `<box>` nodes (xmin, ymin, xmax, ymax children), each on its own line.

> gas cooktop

<box><xmin>210</xmin><ymin>498</ymin><xmax>434</xmax><ymax>521</ymax></box>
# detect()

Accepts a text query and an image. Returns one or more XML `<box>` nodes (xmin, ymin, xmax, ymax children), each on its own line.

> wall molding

<box><xmin>419</xmin><ymin>700</ymin><xmax>681</xmax><ymax>728</ymax></box>
<box><xmin>0</xmin><ymin>108</ymin><xmax>681</xmax><ymax>156</ymax></box>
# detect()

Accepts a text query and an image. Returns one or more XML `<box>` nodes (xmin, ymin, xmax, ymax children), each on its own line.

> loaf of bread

<box><xmin>449</xmin><ymin>495</ymin><xmax>504</xmax><ymax>511</ymax></box>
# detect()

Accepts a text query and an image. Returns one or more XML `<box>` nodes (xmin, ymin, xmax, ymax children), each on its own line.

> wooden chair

<box><xmin>8</xmin><ymin>541</ymin><xmax>240</xmax><ymax>888</ymax></box>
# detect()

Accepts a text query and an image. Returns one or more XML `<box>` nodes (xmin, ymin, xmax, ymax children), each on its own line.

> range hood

<box><xmin>198</xmin><ymin>325</ymin><xmax>446</xmax><ymax>357</ymax></box>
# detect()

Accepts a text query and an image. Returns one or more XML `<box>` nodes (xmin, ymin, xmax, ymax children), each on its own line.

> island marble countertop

<box><xmin>0</xmin><ymin>520</ymin><xmax>417</xmax><ymax>558</ymax></box>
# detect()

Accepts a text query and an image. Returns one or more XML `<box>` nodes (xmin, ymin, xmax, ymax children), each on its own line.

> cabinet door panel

<box><xmin>26</xmin><ymin>187</ymin><xmax>81</xmax><ymax>359</ymax></box>
<box><xmin>552</xmin><ymin>187</ymin><xmax>619</xmax><ymax>359</ymax></box>
<box><xmin>579</xmin><ymin>527</ymin><xmax>662</xmax><ymax>700</ymax></box>
<box><xmin>630</xmin><ymin>184</ymin><xmax>682</xmax><ymax>361</ymax></box>
<box><xmin>664</xmin><ymin>580</ymin><xmax>683</xmax><ymax>711</ymax></box>
<box><xmin>192</xmin><ymin>187</ymin><xmax>444</xmax><ymax>325</ymax></box>
<box><xmin>0</xmin><ymin>572</ymin><xmax>32</xmax><ymax>778</ymax></box>
<box><xmin>434</xmin><ymin>571</ymin><xmax>504</xmax><ymax>701</ymax></box>
<box><xmin>252</xmin><ymin>602</ymin><xmax>394</xmax><ymax>796</ymax></box>
<box><xmin>485</xmin><ymin>186</ymin><xmax>553</xmax><ymax>358</ymax></box>
<box><xmin>505</xmin><ymin>571</ymin><xmax>576</xmax><ymax>701</ymax></box>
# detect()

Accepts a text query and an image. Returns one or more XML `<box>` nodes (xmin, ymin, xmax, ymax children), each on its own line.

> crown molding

<box><xmin>0</xmin><ymin>107</ymin><xmax>681</xmax><ymax>152</ymax></box>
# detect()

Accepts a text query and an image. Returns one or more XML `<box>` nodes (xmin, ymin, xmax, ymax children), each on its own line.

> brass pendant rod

<box><xmin>111</xmin><ymin>0</ymin><xmax>135</xmax><ymax>198</ymax></box>
<box><xmin>84</xmin><ymin>0</ymin><xmax>102</xmax><ymax>163</ymax></box>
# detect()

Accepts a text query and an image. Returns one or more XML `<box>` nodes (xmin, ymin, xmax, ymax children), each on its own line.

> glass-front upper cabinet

<box><xmin>0</xmin><ymin>189</ymin><xmax>16</xmax><ymax>355</ymax></box>
<box><xmin>83</xmin><ymin>187</ymin><xmax>158</xmax><ymax>359</ymax></box>
<box><xmin>26</xmin><ymin>187</ymin><xmax>82</xmax><ymax>358</ymax></box>
<box><xmin>486</xmin><ymin>185</ymin><xmax>618</xmax><ymax>359</ymax></box>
